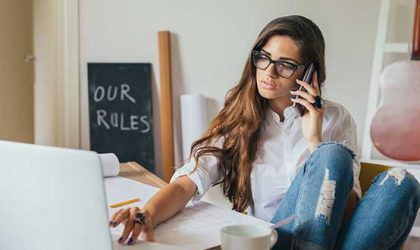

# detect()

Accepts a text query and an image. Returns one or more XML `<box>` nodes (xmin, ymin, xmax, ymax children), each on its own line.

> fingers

<box><xmin>109</xmin><ymin>207</ymin><xmax>155</xmax><ymax>245</ymax></box>
<box><xmin>128</xmin><ymin>224</ymin><xmax>143</xmax><ymax>245</ymax></box>
<box><xmin>291</xmin><ymin>96</ymin><xmax>317</xmax><ymax>114</ymax></box>
<box><xmin>139</xmin><ymin>210</ymin><xmax>155</xmax><ymax>242</ymax></box>
<box><xmin>111</xmin><ymin>209</ymin><xmax>129</xmax><ymax>228</ymax></box>
<box><xmin>119</xmin><ymin>207</ymin><xmax>138</xmax><ymax>244</ymax></box>
<box><xmin>296</xmin><ymin>71</ymin><xmax>320</xmax><ymax>96</ymax></box>
<box><xmin>128</xmin><ymin>209</ymin><xmax>144</xmax><ymax>245</ymax></box>
<box><xmin>109</xmin><ymin>208</ymin><xmax>124</xmax><ymax>226</ymax></box>
<box><xmin>293</xmin><ymin>71</ymin><xmax>322</xmax><ymax>113</ymax></box>
<box><xmin>290</xmin><ymin>90</ymin><xmax>315</xmax><ymax>103</ymax></box>
<box><xmin>130</xmin><ymin>209</ymin><xmax>155</xmax><ymax>244</ymax></box>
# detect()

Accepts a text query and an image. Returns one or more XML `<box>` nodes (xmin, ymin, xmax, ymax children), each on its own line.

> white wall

<box><xmin>79</xmin><ymin>0</ymin><xmax>414</xmax><ymax>177</ymax></box>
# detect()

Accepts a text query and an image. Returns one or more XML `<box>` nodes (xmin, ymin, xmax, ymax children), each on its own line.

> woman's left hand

<box><xmin>290</xmin><ymin>72</ymin><xmax>324</xmax><ymax>152</ymax></box>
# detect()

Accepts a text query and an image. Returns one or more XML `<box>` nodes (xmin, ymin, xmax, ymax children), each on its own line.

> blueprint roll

<box><xmin>99</xmin><ymin>153</ymin><xmax>120</xmax><ymax>177</ymax></box>
<box><xmin>181</xmin><ymin>94</ymin><xmax>208</xmax><ymax>160</ymax></box>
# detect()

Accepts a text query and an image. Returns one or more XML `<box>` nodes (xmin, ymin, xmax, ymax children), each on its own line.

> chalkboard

<box><xmin>88</xmin><ymin>63</ymin><xmax>155</xmax><ymax>172</ymax></box>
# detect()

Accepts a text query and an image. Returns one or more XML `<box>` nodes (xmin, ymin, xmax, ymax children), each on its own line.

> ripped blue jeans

<box><xmin>271</xmin><ymin>142</ymin><xmax>420</xmax><ymax>250</ymax></box>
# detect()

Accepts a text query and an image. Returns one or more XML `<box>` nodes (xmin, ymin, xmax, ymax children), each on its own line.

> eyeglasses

<box><xmin>252</xmin><ymin>50</ymin><xmax>305</xmax><ymax>78</ymax></box>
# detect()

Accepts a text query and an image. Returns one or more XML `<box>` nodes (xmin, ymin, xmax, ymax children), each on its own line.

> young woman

<box><xmin>109</xmin><ymin>15</ymin><xmax>420</xmax><ymax>249</ymax></box>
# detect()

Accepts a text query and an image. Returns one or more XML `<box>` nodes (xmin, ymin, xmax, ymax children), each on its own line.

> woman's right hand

<box><xmin>109</xmin><ymin>207</ymin><xmax>155</xmax><ymax>245</ymax></box>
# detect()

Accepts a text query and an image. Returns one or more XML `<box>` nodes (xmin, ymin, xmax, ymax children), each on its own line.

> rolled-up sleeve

<box><xmin>170</xmin><ymin>139</ymin><xmax>223</xmax><ymax>201</ymax></box>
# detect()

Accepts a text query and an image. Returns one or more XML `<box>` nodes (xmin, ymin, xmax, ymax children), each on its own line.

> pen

<box><xmin>110</xmin><ymin>198</ymin><xmax>140</xmax><ymax>208</ymax></box>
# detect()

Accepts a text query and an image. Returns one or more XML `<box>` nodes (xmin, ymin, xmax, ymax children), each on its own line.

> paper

<box><xmin>153</xmin><ymin>202</ymin><xmax>273</xmax><ymax>249</ymax></box>
<box><xmin>112</xmin><ymin>234</ymin><xmax>184</xmax><ymax>250</ymax></box>
<box><xmin>99</xmin><ymin>153</ymin><xmax>120</xmax><ymax>177</ymax></box>
<box><xmin>104</xmin><ymin>177</ymin><xmax>159</xmax><ymax>210</ymax></box>
<box><xmin>180</xmin><ymin>94</ymin><xmax>208</xmax><ymax>160</ymax></box>
<box><xmin>104</xmin><ymin>177</ymin><xmax>273</xmax><ymax>250</ymax></box>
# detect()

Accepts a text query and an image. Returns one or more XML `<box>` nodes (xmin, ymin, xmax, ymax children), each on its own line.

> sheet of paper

<box><xmin>104</xmin><ymin>176</ymin><xmax>159</xmax><ymax>210</ymax></box>
<box><xmin>153</xmin><ymin>202</ymin><xmax>273</xmax><ymax>249</ymax></box>
<box><xmin>111</xmin><ymin>233</ymin><xmax>183</xmax><ymax>250</ymax></box>
<box><xmin>104</xmin><ymin>177</ymin><xmax>273</xmax><ymax>250</ymax></box>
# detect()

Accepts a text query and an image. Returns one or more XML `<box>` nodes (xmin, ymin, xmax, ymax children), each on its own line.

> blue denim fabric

<box><xmin>270</xmin><ymin>142</ymin><xmax>420</xmax><ymax>250</ymax></box>
<box><xmin>336</xmin><ymin>167</ymin><xmax>420</xmax><ymax>250</ymax></box>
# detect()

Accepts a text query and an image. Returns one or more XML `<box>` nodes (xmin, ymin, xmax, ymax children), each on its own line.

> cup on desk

<box><xmin>220</xmin><ymin>224</ymin><xmax>278</xmax><ymax>250</ymax></box>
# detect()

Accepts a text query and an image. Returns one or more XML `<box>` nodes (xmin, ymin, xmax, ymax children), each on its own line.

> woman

<box><xmin>109</xmin><ymin>15</ymin><xmax>420</xmax><ymax>249</ymax></box>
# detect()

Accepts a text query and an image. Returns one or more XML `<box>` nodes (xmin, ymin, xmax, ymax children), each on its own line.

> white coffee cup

<box><xmin>220</xmin><ymin>224</ymin><xmax>278</xmax><ymax>250</ymax></box>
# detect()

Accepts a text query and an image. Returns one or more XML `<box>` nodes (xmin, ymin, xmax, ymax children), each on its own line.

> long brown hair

<box><xmin>190</xmin><ymin>15</ymin><xmax>326</xmax><ymax>212</ymax></box>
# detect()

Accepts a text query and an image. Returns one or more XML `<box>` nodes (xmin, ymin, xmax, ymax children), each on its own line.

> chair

<box><xmin>359</xmin><ymin>162</ymin><xmax>390</xmax><ymax>196</ymax></box>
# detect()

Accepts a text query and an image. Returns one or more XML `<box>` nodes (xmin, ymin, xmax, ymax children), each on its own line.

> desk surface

<box><xmin>117</xmin><ymin>162</ymin><xmax>220</xmax><ymax>250</ymax></box>
<box><xmin>119</xmin><ymin>162</ymin><xmax>168</xmax><ymax>188</ymax></box>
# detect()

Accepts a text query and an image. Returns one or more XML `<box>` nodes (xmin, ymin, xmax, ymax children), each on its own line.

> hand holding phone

<box><xmin>292</xmin><ymin>63</ymin><xmax>315</xmax><ymax>114</ymax></box>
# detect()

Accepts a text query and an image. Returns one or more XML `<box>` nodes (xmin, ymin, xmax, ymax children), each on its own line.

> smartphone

<box><xmin>293</xmin><ymin>62</ymin><xmax>315</xmax><ymax>114</ymax></box>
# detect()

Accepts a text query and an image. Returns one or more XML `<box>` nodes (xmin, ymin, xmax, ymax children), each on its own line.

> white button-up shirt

<box><xmin>171</xmin><ymin>100</ymin><xmax>361</xmax><ymax>222</ymax></box>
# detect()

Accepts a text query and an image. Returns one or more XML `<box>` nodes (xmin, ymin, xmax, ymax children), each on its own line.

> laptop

<box><xmin>0</xmin><ymin>140</ymin><xmax>179</xmax><ymax>250</ymax></box>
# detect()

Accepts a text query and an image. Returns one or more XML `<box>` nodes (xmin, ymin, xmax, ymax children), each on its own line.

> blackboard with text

<box><xmin>88</xmin><ymin>63</ymin><xmax>155</xmax><ymax>172</ymax></box>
